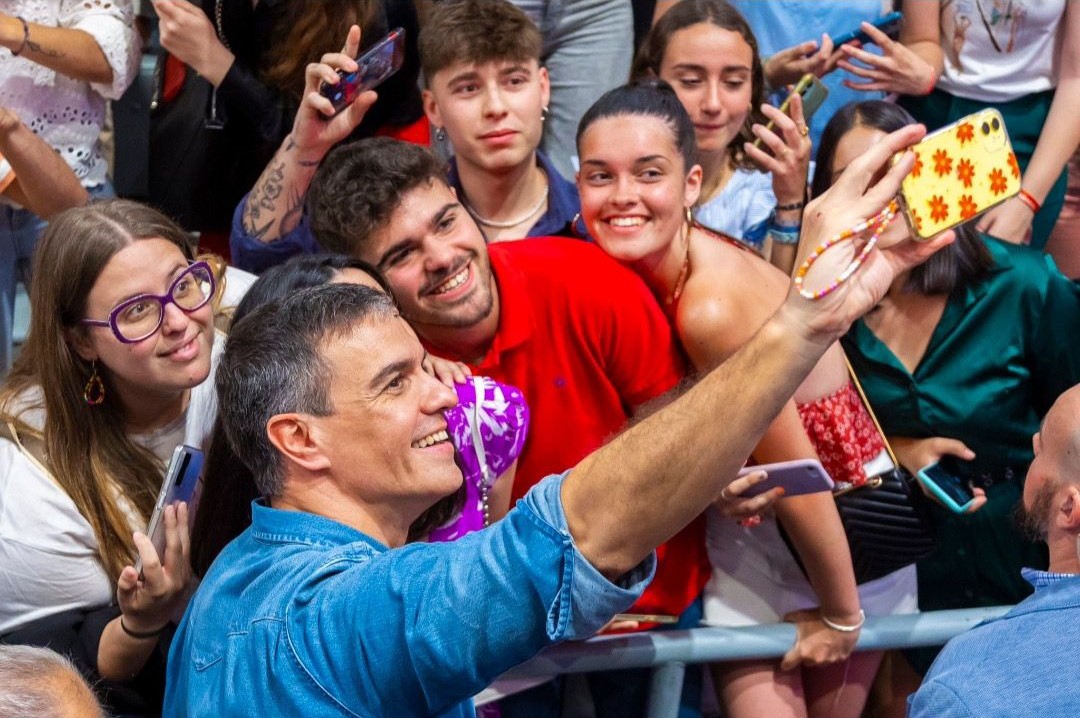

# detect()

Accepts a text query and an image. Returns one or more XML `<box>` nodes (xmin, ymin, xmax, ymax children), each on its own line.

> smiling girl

<box><xmin>634</xmin><ymin>0</ymin><xmax>811</xmax><ymax>273</ymax></box>
<box><xmin>576</xmin><ymin>82</ymin><xmax>919</xmax><ymax>718</ymax></box>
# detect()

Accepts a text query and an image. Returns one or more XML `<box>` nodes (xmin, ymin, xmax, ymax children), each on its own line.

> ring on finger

<box><xmin>720</xmin><ymin>486</ymin><xmax>732</xmax><ymax>501</ymax></box>
<box><xmin>797</xmin><ymin>124</ymin><xmax>810</xmax><ymax>136</ymax></box>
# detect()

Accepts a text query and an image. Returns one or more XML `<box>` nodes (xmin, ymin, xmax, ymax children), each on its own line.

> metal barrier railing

<box><xmin>478</xmin><ymin>606</ymin><xmax>1011</xmax><ymax>717</ymax></box>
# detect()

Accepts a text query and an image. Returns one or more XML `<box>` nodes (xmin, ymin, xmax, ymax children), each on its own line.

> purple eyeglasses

<box><xmin>80</xmin><ymin>261</ymin><xmax>216</xmax><ymax>343</ymax></box>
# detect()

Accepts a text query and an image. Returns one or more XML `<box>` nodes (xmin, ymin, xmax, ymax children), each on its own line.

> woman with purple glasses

<box><xmin>0</xmin><ymin>199</ymin><xmax>227</xmax><ymax>708</ymax></box>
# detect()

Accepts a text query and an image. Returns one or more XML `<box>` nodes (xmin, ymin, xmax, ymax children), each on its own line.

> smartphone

<box><xmin>916</xmin><ymin>459</ymin><xmax>976</xmax><ymax>514</ymax></box>
<box><xmin>832</xmin><ymin>11</ymin><xmax>904</xmax><ymax>47</ymax></box>
<box><xmin>897</xmin><ymin>108</ymin><xmax>1020</xmax><ymax>240</ymax></box>
<box><xmin>136</xmin><ymin>445</ymin><xmax>204</xmax><ymax>575</ymax></box>
<box><xmin>752</xmin><ymin>73</ymin><xmax>828</xmax><ymax>149</ymax></box>
<box><xmin>737</xmin><ymin>459</ymin><xmax>834</xmax><ymax>498</ymax></box>
<box><xmin>319</xmin><ymin>27</ymin><xmax>406</xmax><ymax>115</ymax></box>
<box><xmin>612</xmin><ymin>613</ymin><xmax>679</xmax><ymax>624</ymax></box>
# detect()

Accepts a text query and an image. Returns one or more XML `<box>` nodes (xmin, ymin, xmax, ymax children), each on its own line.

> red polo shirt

<box><xmin>457</xmin><ymin>238</ymin><xmax>709</xmax><ymax>619</ymax></box>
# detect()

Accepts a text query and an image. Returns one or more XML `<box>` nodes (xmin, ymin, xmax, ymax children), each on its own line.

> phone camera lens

<box><xmin>981</xmin><ymin>122</ymin><xmax>990</xmax><ymax>135</ymax></box>
<box><xmin>991</xmin><ymin>117</ymin><xmax>1001</xmax><ymax>131</ymax></box>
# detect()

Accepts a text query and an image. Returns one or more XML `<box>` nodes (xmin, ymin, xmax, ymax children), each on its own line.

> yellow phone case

<box><xmin>898</xmin><ymin>108</ymin><xmax>1020</xmax><ymax>239</ymax></box>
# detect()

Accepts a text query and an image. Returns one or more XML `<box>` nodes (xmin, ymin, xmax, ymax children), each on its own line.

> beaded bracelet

<box><xmin>822</xmin><ymin>609</ymin><xmax>865</xmax><ymax>633</ymax></box>
<box><xmin>12</xmin><ymin>16</ymin><xmax>29</xmax><ymax>57</ymax></box>
<box><xmin>793</xmin><ymin>202</ymin><xmax>898</xmax><ymax>300</ymax></box>
<box><xmin>775</xmin><ymin>199</ymin><xmax>805</xmax><ymax>212</ymax></box>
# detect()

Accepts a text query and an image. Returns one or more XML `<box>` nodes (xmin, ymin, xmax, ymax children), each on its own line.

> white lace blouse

<box><xmin>0</xmin><ymin>0</ymin><xmax>141</xmax><ymax>190</ymax></box>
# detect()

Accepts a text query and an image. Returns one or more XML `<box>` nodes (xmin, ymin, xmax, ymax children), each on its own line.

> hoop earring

<box><xmin>685</xmin><ymin>206</ymin><xmax>694</xmax><ymax>228</ymax></box>
<box><xmin>570</xmin><ymin>212</ymin><xmax>587</xmax><ymax>238</ymax></box>
<box><xmin>541</xmin><ymin>106</ymin><xmax>549</xmax><ymax>123</ymax></box>
<box><xmin>83</xmin><ymin>360</ymin><xmax>105</xmax><ymax>406</ymax></box>
<box><xmin>434</xmin><ymin>127</ymin><xmax>447</xmax><ymax>142</ymax></box>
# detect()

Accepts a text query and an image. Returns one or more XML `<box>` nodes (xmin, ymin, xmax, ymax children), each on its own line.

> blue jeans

<box><xmin>511</xmin><ymin>0</ymin><xmax>634</xmax><ymax>181</ymax></box>
<box><xmin>0</xmin><ymin>183</ymin><xmax>113</xmax><ymax>373</ymax></box>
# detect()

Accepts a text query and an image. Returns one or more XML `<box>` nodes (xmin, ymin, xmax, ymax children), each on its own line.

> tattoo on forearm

<box><xmin>243</xmin><ymin>160</ymin><xmax>285</xmax><ymax>235</ymax></box>
<box><xmin>281</xmin><ymin>186</ymin><xmax>305</xmax><ymax>230</ymax></box>
<box><xmin>26</xmin><ymin>39</ymin><xmax>63</xmax><ymax>58</ymax></box>
<box><xmin>246</xmin><ymin>217</ymin><xmax>275</xmax><ymax>242</ymax></box>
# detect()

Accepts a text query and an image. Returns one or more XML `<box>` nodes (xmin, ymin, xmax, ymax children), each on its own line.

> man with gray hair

<box><xmin>165</xmin><ymin>124</ymin><xmax>946</xmax><ymax>717</ymax></box>
<box><xmin>908</xmin><ymin>384</ymin><xmax>1080</xmax><ymax>717</ymax></box>
<box><xmin>0</xmin><ymin>645</ymin><xmax>105</xmax><ymax>718</ymax></box>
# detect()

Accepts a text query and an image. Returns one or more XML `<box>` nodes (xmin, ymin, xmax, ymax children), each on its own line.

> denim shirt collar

<box><xmin>249</xmin><ymin>499</ymin><xmax>388</xmax><ymax>553</ymax></box>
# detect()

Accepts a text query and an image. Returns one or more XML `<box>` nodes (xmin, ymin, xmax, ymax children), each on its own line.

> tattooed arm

<box><xmin>0</xmin><ymin>13</ymin><xmax>115</xmax><ymax>85</ymax></box>
<box><xmin>241</xmin><ymin>26</ymin><xmax>376</xmax><ymax>245</ymax></box>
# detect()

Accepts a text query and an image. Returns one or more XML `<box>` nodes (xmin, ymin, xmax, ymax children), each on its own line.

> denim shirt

<box><xmin>908</xmin><ymin>571</ymin><xmax>1080</xmax><ymax>718</ymax></box>
<box><xmin>164</xmin><ymin>473</ymin><xmax>654</xmax><ymax>718</ymax></box>
<box><xmin>229</xmin><ymin>151</ymin><xmax>583</xmax><ymax>274</ymax></box>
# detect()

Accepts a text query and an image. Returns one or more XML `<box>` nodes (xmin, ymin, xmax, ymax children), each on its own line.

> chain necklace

<box><xmin>462</xmin><ymin>177</ymin><xmax>549</xmax><ymax>229</ymax></box>
<box><xmin>665</xmin><ymin>236</ymin><xmax>692</xmax><ymax>307</ymax></box>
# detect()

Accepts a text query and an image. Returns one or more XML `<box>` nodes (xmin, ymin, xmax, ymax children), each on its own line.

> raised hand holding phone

<box><xmin>319</xmin><ymin>27</ymin><xmax>405</xmax><ymax>115</ymax></box>
<box><xmin>116</xmin><ymin>502</ymin><xmax>194</xmax><ymax>638</ymax></box>
<box><xmin>744</xmin><ymin>88</ymin><xmax>812</xmax><ymax>209</ymax></box>
<box><xmin>295</xmin><ymin>26</ymin><xmax>379</xmax><ymax>143</ymax></box>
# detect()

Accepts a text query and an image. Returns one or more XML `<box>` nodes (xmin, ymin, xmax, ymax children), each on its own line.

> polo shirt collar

<box><xmin>477</xmin><ymin>245</ymin><xmax>534</xmax><ymax>367</ymax></box>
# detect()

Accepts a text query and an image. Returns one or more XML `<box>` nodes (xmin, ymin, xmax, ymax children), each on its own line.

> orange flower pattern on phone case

<box><xmin>898</xmin><ymin>108</ymin><xmax>1021</xmax><ymax>239</ymax></box>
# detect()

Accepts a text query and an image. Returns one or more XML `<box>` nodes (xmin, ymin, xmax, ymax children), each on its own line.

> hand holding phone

<box><xmin>319</xmin><ymin>27</ymin><xmax>406</xmax><ymax>115</ymax></box>
<box><xmin>916</xmin><ymin>458</ymin><xmax>978</xmax><ymax>514</ymax></box>
<box><xmin>737</xmin><ymin>459</ymin><xmax>834</xmax><ymax>498</ymax></box>
<box><xmin>752</xmin><ymin>73</ymin><xmax>828</xmax><ymax>150</ymax></box>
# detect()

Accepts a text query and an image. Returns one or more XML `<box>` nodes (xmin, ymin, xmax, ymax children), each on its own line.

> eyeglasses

<box><xmin>80</xmin><ymin>262</ymin><xmax>216</xmax><ymax>343</ymax></box>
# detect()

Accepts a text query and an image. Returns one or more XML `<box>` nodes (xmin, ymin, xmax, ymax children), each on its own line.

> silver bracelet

<box><xmin>821</xmin><ymin>609</ymin><xmax>865</xmax><ymax>633</ymax></box>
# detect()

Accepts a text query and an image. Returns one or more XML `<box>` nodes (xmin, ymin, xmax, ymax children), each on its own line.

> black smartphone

<box><xmin>916</xmin><ymin>457</ymin><xmax>976</xmax><ymax>514</ymax></box>
<box><xmin>832</xmin><ymin>11</ymin><xmax>903</xmax><ymax>47</ymax></box>
<box><xmin>136</xmin><ymin>445</ymin><xmax>203</xmax><ymax>575</ymax></box>
<box><xmin>319</xmin><ymin>27</ymin><xmax>406</xmax><ymax>115</ymax></box>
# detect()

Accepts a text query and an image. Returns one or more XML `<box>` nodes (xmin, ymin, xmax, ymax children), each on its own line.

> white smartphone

<box><xmin>136</xmin><ymin>444</ymin><xmax>203</xmax><ymax>575</ymax></box>
<box><xmin>737</xmin><ymin>459</ymin><xmax>833</xmax><ymax>497</ymax></box>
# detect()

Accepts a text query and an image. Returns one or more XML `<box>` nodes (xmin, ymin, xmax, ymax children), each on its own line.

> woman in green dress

<box><xmin>814</xmin><ymin>100</ymin><xmax>1080</xmax><ymax>667</ymax></box>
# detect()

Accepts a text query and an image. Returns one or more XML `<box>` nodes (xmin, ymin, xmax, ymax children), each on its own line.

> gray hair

<box><xmin>217</xmin><ymin>283</ymin><xmax>398</xmax><ymax>496</ymax></box>
<box><xmin>0</xmin><ymin>645</ymin><xmax>105</xmax><ymax>718</ymax></box>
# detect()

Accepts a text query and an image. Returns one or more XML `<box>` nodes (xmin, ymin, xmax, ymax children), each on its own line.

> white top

<box><xmin>0</xmin><ymin>334</ymin><xmax>224</xmax><ymax>635</ymax></box>
<box><xmin>693</xmin><ymin>168</ymin><xmax>775</xmax><ymax>250</ymax></box>
<box><xmin>0</xmin><ymin>0</ymin><xmax>141</xmax><ymax>192</ymax></box>
<box><xmin>937</xmin><ymin>0</ymin><xmax>1066</xmax><ymax>103</ymax></box>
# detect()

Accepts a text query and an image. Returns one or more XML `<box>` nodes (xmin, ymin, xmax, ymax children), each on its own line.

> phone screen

<box><xmin>920</xmin><ymin>463</ymin><xmax>974</xmax><ymax>505</ymax></box>
<box><xmin>321</xmin><ymin>28</ymin><xmax>406</xmax><ymax>113</ymax></box>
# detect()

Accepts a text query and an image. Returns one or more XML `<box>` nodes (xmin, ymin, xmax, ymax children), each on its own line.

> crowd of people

<box><xmin>1</xmin><ymin>1</ymin><xmax>1079</xmax><ymax>717</ymax></box>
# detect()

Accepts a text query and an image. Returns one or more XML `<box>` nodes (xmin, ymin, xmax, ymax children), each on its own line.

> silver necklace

<box><xmin>463</xmin><ymin>177</ymin><xmax>549</xmax><ymax>229</ymax></box>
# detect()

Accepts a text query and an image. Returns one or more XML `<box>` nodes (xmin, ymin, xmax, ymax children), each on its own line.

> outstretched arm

<box><xmin>562</xmin><ymin>124</ymin><xmax>953</xmax><ymax>580</ymax></box>
<box><xmin>239</xmin><ymin>26</ymin><xmax>376</xmax><ymax>245</ymax></box>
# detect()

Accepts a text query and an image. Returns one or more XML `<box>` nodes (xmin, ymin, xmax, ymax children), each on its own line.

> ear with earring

<box><xmin>83</xmin><ymin>360</ymin><xmax>105</xmax><ymax>406</ymax></box>
<box><xmin>434</xmin><ymin>126</ymin><xmax>447</xmax><ymax>142</ymax></box>
<box><xmin>685</xmin><ymin>206</ymin><xmax>694</xmax><ymax>227</ymax></box>
<box><xmin>541</xmin><ymin>106</ymin><xmax>549</xmax><ymax>123</ymax></box>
